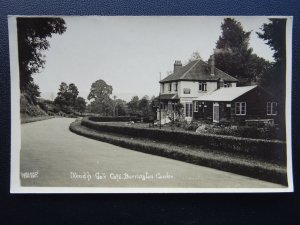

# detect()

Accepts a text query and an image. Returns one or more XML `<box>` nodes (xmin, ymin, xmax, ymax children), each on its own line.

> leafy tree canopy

<box><xmin>54</xmin><ymin>82</ymin><xmax>79</xmax><ymax>108</ymax></box>
<box><xmin>256</xmin><ymin>18</ymin><xmax>287</xmax><ymax>109</ymax></box>
<box><xmin>87</xmin><ymin>79</ymin><xmax>113</xmax><ymax>101</ymax></box>
<box><xmin>74</xmin><ymin>97</ymin><xmax>87</xmax><ymax>113</ymax></box>
<box><xmin>256</xmin><ymin>19</ymin><xmax>286</xmax><ymax>64</ymax></box>
<box><xmin>214</xmin><ymin>18</ymin><xmax>271</xmax><ymax>84</ymax></box>
<box><xmin>17</xmin><ymin>17</ymin><xmax>67</xmax><ymax>90</ymax></box>
<box><xmin>88</xmin><ymin>79</ymin><xmax>114</xmax><ymax>115</ymax></box>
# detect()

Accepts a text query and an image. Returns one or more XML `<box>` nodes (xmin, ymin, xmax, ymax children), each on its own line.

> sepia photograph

<box><xmin>9</xmin><ymin>16</ymin><xmax>293</xmax><ymax>193</ymax></box>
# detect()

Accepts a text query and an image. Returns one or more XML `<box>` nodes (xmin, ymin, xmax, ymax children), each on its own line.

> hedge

<box><xmin>70</xmin><ymin>120</ymin><xmax>287</xmax><ymax>185</ymax></box>
<box><xmin>89</xmin><ymin>116</ymin><xmax>132</xmax><ymax>122</ymax></box>
<box><xmin>81</xmin><ymin>117</ymin><xmax>287</xmax><ymax>164</ymax></box>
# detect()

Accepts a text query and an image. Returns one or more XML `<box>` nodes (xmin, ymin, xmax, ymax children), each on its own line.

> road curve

<box><xmin>20</xmin><ymin>118</ymin><xmax>283</xmax><ymax>188</ymax></box>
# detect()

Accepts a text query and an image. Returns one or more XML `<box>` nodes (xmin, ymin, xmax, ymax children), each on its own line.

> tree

<box><xmin>127</xmin><ymin>96</ymin><xmax>140</xmax><ymax>114</ymax></box>
<box><xmin>214</xmin><ymin>18</ymin><xmax>273</xmax><ymax>85</ymax></box>
<box><xmin>115</xmin><ymin>99</ymin><xmax>128</xmax><ymax>116</ymax></box>
<box><xmin>256</xmin><ymin>19</ymin><xmax>286</xmax><ymax>92</ymax></box>
<box><xmin>88</xmin><ymin>79</ymin><xmax>113</xmax><ymax>101</ymax></box>
<box><xmin>17</xmin><ymin>17</ymin><xmax>67</xmax><ymax>91</ymax></box>
<box><xmin>87</xmin><ymin>79</ymin><xmax>114</xmax><ymax>115</ymax></box>
<box><xmin>256</xmin><ymin>19</ymin><xmax>287</xmax><ymax>129</ymax></box>
<box><xmin>68</xmin><ymin>83</ymin><xmax>79</xmax><ymax>105</ymax></box>
<box><xmin>257</xmin><ymin>19</ymin><xmax>286</xmax><ymax>65</ymax></box>
<box><xmin>188</xmin><ymin>51</ymin><xmax>202</xmax><ymax>62</ymax></box>
<box><xmin>54</xmin><ymin>82</ymin><xmax>79</xmax><ymax>109</ymax></box>
<box><xmin>139</xmin><ymin>95</ymin><xmax>151</xmax><ymax>117</ymax></box>
<box><xmin>27</xmin><ymin>82</ymin><xmax>41</xmax><ymax>104</ymax></box>
<box><xmin>74</xmin><ymin>97</ymin><xmax>87</xmax><ymax>113</ymax></box>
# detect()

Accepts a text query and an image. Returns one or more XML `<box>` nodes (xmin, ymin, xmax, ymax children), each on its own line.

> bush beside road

<box><xmin>70</xmin><ymin>119</ymin><xmax>287</xmax><ymax>185</ymax></box>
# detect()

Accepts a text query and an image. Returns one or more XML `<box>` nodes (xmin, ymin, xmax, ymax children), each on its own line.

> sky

<box><xmin>32</xmin><ymin>16</ymin><xmax>275</xmax><ymax>102</ymax></box>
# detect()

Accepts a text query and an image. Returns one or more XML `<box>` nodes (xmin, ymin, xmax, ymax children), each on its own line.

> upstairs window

<box><xmin>199</xmin><ymin>82</ymin><xmax>207</xmax><ymax>92</ymax></box>
<box><xmin>161</xmin><ymin>84</ymin><xmax>164</xmax><ymax>93</ymax></box>
<box><xmin>267</xmin><ymin>102</ymin><xmax>277</xmax><ymax>115</ymax></box>
<box><xmin>183</xmin><ymin>88</ymin><xmax>191</xmax><ymax>94</ymax></box>
<box><xmin>224</xmin><ymin>82</ymin><xmax>232</xmax><ymax>88</ymax></box>
<box><xmin>235</xmin><ymin>102</ymin><xmax>246</xmax><ymax>115</ymax></box>
<box><xmin>174</xmin><ymin>82</ymin><xmax>178</xmax><ymax>91</ymax></box>
<box><xmin>168</xmin><ymin>83</ymin><xmax>172</xmax><ymax>92</ymax></box>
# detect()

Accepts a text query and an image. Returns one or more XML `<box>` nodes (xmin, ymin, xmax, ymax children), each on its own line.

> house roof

<box><xmin>156</xmin><ymin>94</ymin><xmax>179</xmax><ymax>100</ymax></box>
<box><xmin>196</xmin><ymin>85</ymin><xmax>257</xmax><ymax>102</ymax></box>
<box><xmin>160</xmin><ymin>60</ymin><xmax>238</xmax><ymax>83</ymax></box>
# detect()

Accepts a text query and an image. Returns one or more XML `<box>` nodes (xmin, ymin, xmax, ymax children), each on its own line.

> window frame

<box><xmin>235</xmin><ymin>102</ymin><xmax>246</xmax><ymax>115</ymax></box>
<box><xmin>194</xmin><ymin>101</ymin><xmax>198</xmax><ymax>112</ymax></box>
<box><xmin>267</xmin><ymin>101</ymin><xmax>277</xmax><ymax>115</ymax></box>
<box><xmin>199</xmin><ymin>82</ymin><xmax>207</xmax><ymax>92</ymax></box>
<box><xmin>174</xmin><ymin>82</ymin><xmax>178</xmax><ymax>92</ymax></box>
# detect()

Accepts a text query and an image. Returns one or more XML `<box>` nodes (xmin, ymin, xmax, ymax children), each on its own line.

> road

<box><xmin>20</xmin><ymin>118</ymin><xmax>283</xmax><ymax>188</ymax></box>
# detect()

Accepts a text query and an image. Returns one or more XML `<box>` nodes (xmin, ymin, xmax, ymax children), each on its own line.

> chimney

<box><xmin>210</xmin><ymin>54</ymin><xmax>215</xmax><ymax>76</ymax></box>
<box><xmin>174</xmin><ymin>60</ymin><xmax>182</xmax><ymax>73</ymax></box>
<box><xmin>218</xmin><ymin>78</ymin><xmax>224</xmax><ymax>89</ymax></box>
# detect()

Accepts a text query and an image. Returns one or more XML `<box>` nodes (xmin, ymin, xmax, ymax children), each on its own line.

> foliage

<box><xmin>257</xmin><ymin>19</ymin><xmax>286</xmax><ymax>64</ymax></box>
<box><xmin>115</xmin><ymin>99</ymin><xmax>128</xmax><ymax>116</ymax></box>
<box><xmin>188</xmin><ymin>51</ymin><xmax>202</xmax><ymax>62</ymax></box>
<box><xmin>54</xmin><ymin>82</ymin><xmax>79</xmax><ymax>108</ymax></box>
<box><xmin>87</xmin><ymin>79</ymin><xmax>114</xmax><ymax>115</ymax></box>
<box><xmin>196</xmin><ymin>124</ymin><xmax>283</xmax><ymax>140</ymax></box>
<box><xmin>127</xmin><ymin>96</ymin><xmax>140</xmax><ymax>114</ymax></box>
<box><xmin>214</xmin><ymin>18</ymin><xmax>271</xmax><ymax>84</ymax></box>
<box><xmin>26</xmin><ymin>82</ymin><xmax>41</xmax><ymax>104</ymax></box>
<box><xmin>89</xmin><ymin>116</ymin><xmax>131</xmax><ymax>122</ymax></box>
<box><xmin>74</xmin><ymin>97</ymin><xmax>87</xmax><ymax>113</ymax></box>
<box><xmin>17</xmin><ymin>17</ymin><xmax>66</xmax><ymax>91</ymax></box>
<box><xmin>82</xmin><ymin>117</ymin><xmax>286</xmax><ymax>162</ymax></box>
<box><xmin>256</xmin><ymin>19</ymin><xmax>286</xmax><ymax>112</ymax></box>
<box><xmin>87</xmin><ymin>79</ymin><xmax>113</xmax><ymax>101</ymax></box>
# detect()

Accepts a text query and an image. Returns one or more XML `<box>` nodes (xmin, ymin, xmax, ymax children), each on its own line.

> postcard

<box><xmin>9</xmin><ymin>16</ymin><xmax>293</xmax><ymax>193</ymax></box>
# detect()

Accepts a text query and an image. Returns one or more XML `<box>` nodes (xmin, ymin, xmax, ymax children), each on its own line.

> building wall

<box><xmin>160</xmin><ymin>81</ymin><xmax>237</xmax><ymax>96</ymax></box>
<box><xmin>231</xmin><ymin>87</ymin><xmax>278</xmax><ymax>124</ymax></box>
<box><xmin>193</xmin><ymin>87</ymin><xmax>279</xmax><ymax>124</ymax></box>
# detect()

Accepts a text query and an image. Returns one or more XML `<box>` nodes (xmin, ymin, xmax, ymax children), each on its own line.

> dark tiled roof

<box><xmin>156</xmin><ymin>94</ymin><xmax>179</xmax><ymax>100</ymax></box>
<box><xmin>160</xmin><ymin>60</ymin><xmax>238</xmax><ymax>83</ymax></box>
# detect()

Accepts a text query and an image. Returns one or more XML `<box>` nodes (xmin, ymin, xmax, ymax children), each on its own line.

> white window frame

<box><xmin>199</xmin><ymin>82</ymin><xmax>207</xmax><ymax>92</ymax></box>
<box><xmin>174</xmin><ymin>82</ymin><xmax>178</xmax><ymax>92</ymax></box>
<box><xmin>185</xmin><ymin>103</ymin><xmax>193</xmax><ymax>117</ymax></box>
<box><xmin>168</xmin><ymin>83</ymin><xmax>172</xmax><ymax>92</ymax></box>
<box><xmin>267</xmin><ymin>102</ymin><xmax>277</xmax><ymax>115</ymax></box>
<box><xmin>235</xmin><ymin>102</ymin><xmax>246</xmax><ymax>115</ymax></box>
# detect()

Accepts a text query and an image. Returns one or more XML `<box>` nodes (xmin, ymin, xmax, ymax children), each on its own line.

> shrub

<box><xmin>89</xmin><ymin>116</ymin><xmax>131</xmax><ymax>122</ymax></box>
<box><xmin>81</xmin><ymin>117</ymin><xmax>286</xmax><ymax>163</ymax></box>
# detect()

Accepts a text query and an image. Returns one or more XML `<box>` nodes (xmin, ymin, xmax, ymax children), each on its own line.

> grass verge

<box><xmin>21</xmin><ymin>116</ymin><xmax>55</xmax><ymax>124</ymax></box>
<box><xmin>69</xmin><ymin>120</ymin><xmax>287</xmax><ymax>186</ymax></box>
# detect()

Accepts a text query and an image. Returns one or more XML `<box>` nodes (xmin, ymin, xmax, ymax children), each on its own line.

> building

<box><xmin>157</xmin><ymin>57</ymin><xmax>278</xmax><ymax>125</ymax></box>
<box><xmin>194</xmin><ymin>85</ymin><xmax>278</xmax><ymax>125</ymax></box>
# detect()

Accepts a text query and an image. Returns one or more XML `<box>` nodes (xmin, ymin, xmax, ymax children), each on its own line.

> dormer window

<box><xmin>199</xmin><ymin>82</ymin><xmax>207</xmax><ymax>92</ymax></box>
<box><xmin>168</xmin><ymin>83</ymin><xmax>172</xmax><ymax>92</ymax></box>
